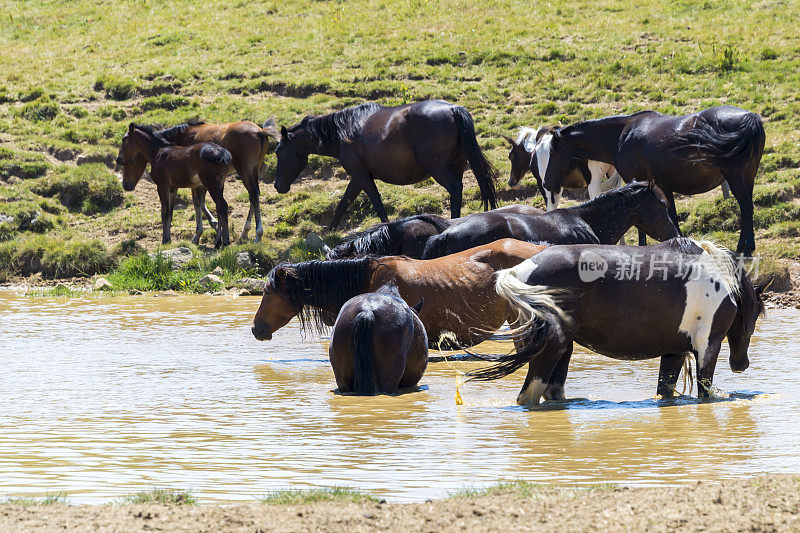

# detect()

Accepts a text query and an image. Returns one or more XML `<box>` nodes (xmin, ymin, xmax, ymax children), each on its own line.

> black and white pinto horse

<box><xmin>504</xmin><ymin>126</ymin><xmax>622</xmax><ymax>209</ymax></box>
<box><xmin>528</xmin><ymin>106</ymin><xmax>765</xmax><ymax>255</ymax></box>
<box><xmin>467</xmin><ymin>239</ymin><xmax>769</xmax><ymax>406</ymax></box>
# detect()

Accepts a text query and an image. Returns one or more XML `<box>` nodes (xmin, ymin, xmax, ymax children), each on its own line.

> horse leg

<box><xmin>251</xmin><ymin>170</ymin><xmax>264</xmax><ymax>243</ymax></box>
<box><xmin>725</xmin><ymin>173</ymin><xmax>755</xmax><ymax>256</ymax></box>
<box><xmin>206</xmin><ymin>177</ymin><xmax>230</xmax><ymax>248</ymax></box>
<box><xmin>430</xmin><ymin>166</ymin><xmax>463</xmax><ymax>218</ymax></box>
<box><xmin>516</xmin><ymin>331</ymin><xmax>572</xmax><ymax>406</ymax></box>
<box><xmin>696</xmin><ymin>334</ymin><xmax>724</xmax><ymax>399</ymax></box>
<box><xmin>722</xmin><ymin>181</ymin><xmax>731</xmax><ymax>199</ymax></box>
<box><xmin>191</xmin><ymin>186</ymin><xmax>207</xmax><ymax>245</ymax></box>
<box><xmin>156</xmin><ymin>185</ymin><xmax>173</xmax><ymax>244</ymax></box>
<box><xmin>329</xmin><ymin>180</ymin><xmax>363</xmax><ymax>231</ymax></box>
<box><xmin>657</xmin><ymin>354</ymin><xmax>687</xmax><ymax>398</ymax></box>
<box><xmin>358</xmin><ymin>175</ymin><xmax>390</xmax><ymax>223</ymax></box>
<box><xmin>543</xmin><ymin>343</ymin><xmax>572</xmax><ymax>401</ymax></box>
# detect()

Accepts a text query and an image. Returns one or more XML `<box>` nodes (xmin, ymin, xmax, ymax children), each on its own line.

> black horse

<box><xmin>275</xmin><ymin>100</ymin><xmax>498</xmax><ymax>229</ymax></box>
<box><xmin>530</xmin><ymin>106</ymin><xmax>765</xmax><ymax>255</ymax></box>
<box><xmin>329</xmin><ymin>286</ymin><xmax>428</xmax><ymax>395</ymax></box>
<box><xmin>421</xmin><ymin>182</ymin><xmax>679</xmax><ymax>259</ymax></box>
<box><xmin>467</xmin><ymin>239</ymin><xmax>769</xmax><ymax>405</ymax></box>
<box><xmin>324</xmin><ymin>204</ymin><xmax>544</xmax><ymax>260</ymax></box>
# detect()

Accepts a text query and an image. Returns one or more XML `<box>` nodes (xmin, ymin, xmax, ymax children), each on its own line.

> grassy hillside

<box><xmin>1</xmin><ymin>0</ymin><xmax>799</xmax><ymax>285</ymax></box>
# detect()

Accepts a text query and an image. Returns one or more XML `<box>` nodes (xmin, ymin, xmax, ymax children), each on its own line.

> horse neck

<box><xmin>573</xmin><ymin>191</ymin><xmax>638</xmax><ymax>244</ymax></box>
<box><xmin>561</xmin><ymin>116</ymin><xmax>631</xmax><ymax>162</ymax></box>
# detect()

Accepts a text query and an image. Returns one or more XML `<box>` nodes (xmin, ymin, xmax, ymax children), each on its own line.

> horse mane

<box><xmin>270</xmin><ymin>257</ymin><xmax>376</xmax><ymax>333</ymax></box>
<box><xmin>571</xmin><ymin>181</ymin><xmax>667</xmax><ymax>211</ymax></box>
<box><xmin>132</xmin><ymin>123</ymin><xmax>175</xmax><ymax>146</ymax></box>
<box><xmin>156</xmin><ymin>119</ymin><xmax>205</xmax><ymax>143</ymax></box>
<box><xmin>298</xmin><ymin>102</ymin><xmax>381</xmax><ymax>147</ymax></box>
<box><xmin>332</xmin><ymin>214</ymin><xmax>451</xmax><ymax>258</ymax></box>
<box><xmin>693</xmin><ymin>240</ymin><xmax>741</xmax><ymax>297</ymax></box>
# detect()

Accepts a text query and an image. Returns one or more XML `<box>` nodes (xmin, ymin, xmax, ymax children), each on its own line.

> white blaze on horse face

<box><xmin>517</xmin><ymin>377</ymin><xmax>547</xmax><ymax>406</ymax></box>
<box><xmin>678</xmin><ymin>257</ymin><xmax>735</xmax><ymax>370</ymax></box>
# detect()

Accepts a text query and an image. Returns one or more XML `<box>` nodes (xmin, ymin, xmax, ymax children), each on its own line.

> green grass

<box><xmin>117</xmin><ymin>488</ymin><xmax>196</xmax><ymax>505</ymax></box>
<box><xmin>1</xmin><ymin>492</ymin><xmax>68</xmax><ymax>506</ymax></box>
<box><xmin>0</xmin><ymin>0</ymin><xmax>797</xmax><ymax>283</ymax></box>
<box><xmin>258</xmin><ymin>487</ymin><xmax>378</xmax><ymax>505</ymax></box>
<box><xmin>448</xmin><ymin>480</ymin><xmax>619</xmax><ymax>499</ymax></box>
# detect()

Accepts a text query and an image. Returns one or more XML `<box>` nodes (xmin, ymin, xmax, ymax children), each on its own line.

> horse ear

<box><xmin>410</xmin><ymin>298</ymin><xmax>424</xmax><ymax>315</ymax></box>
<box><xmin>128</xmin><ymin>122</ymin><xmax>136</xmax><ymax>132</ymax></box>
<box><xmin>280</xmin><ymin>126</ymin><xmax>288</xmax><ymax>139</ymax></box>
<box><xmin>647</xmin><ymin>178</ymin><xmax>656</xmax><ymax>191</ymax></box>
<box><xmin>502</xmin><ymin>135</ymin><xmax>517</xmax><ymax>148</ymax></box>
<box><xmin>755</xmin><ymin>275</ymin><xmax>775</xmax><ymax>296</ymax></box>
<box><xmin>275</xmin><ymin>267</ymin><xmax>288</xmax><ymax>284</ymax></box>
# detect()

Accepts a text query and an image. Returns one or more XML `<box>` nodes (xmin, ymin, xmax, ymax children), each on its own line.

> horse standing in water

<box><xmin>116</xmin><ymin>123</ymin><xmax>232</xmax><ymax>246</ymax></box>
<box><xmin>529</xmin><ymin>106</ymin><xmax>765</xmax><ymax>254</ymax></box>
<box><xmin>251</xmin><ymin>238</ymin><xmax>547</xmax><ymax>349</ymax></box>
<box><xmin>157</xmin><ymin>119</ymin><xmax>279</xmax><ymax>242</ymax></box>
<box><xmin>329</xmin><ymin>287</ymin><xmax>427</xmax><ymax>395</ymax></box>
<box><xmin>504</xmin><ymin>126</ymin><xmax>621</xmax><ymax>203</ymax></box>
<box><xmin>467</xmin><ymin>239</ymin><xmax>769</xmax><ymax>405</ymax></box>
<box><xmin>274</xmin><ymin>100</ymin><xmax>498</xmax><ymax>229</ymax></box>
<box><xmin>324</xmin><ymin>204</ymin><xmax>543</xmax><ymax>260</ymax></box>
<box><xmin>421</xmin><ymin>182</ymin><xmax>679</xmax><ymax>259</ymax></box>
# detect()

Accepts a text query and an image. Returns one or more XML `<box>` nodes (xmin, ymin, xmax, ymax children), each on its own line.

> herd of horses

<box><xmin>116</xmin><ymin>99</ymin><xmax>770</xmax><ymax>405</ymax></box>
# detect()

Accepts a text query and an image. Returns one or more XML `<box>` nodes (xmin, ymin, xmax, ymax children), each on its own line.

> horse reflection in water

<box><xmin>329</xmin><ymin>287</ymin><xmax>427</xmax><ymax>395</ymax></box>
<box><xmin>468</xmin><ymin>239</ymin><xmax>769</xmax><ymax>405</ymax></box>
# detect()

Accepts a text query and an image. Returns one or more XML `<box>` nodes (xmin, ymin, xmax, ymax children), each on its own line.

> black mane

<box><xmin>298</xmin><ymin>102</ymin><xmax>381</xmax><ymax>147</ymax></box>
<box><xmin>330</xmin><ymin>214</ymin><xmax>451</xmax><ymax>258</ymax></box>
<box><xmin>269</xmin><ymin>257</ymin><xmax>377</xmax><ymax>332</ymax></box>
<box><xmin>132</xmin><ymin>123</ymin><xmax>175</xmax><ymax>147</ymax></box>
<box><xmin>156</xmin><ymin>119</ymin><xmax>205</xmax><ymax>143</ymax></box>
<box><xmin>570</xmin><ymin>181</ymin><xmax>667</xmax><ymax>211</ymax></box>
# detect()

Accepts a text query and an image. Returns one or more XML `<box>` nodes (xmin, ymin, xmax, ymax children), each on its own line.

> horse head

<box><xmin>251</xmin><ymin>266</ymin><xmax>297</xmax><ymax>341</ymax></box>
<box><xmin>629</xmin><ymin>181</ymin><xmax>682</xmax><ymax>242</ymax></box>
<box><xmin>503</xmin><ymin>134</ymin><xmax>532</xmax><ymax>188</ymax></box>
<box><xmin>274</xmin><ymin>123</ymin><xmax>311</xmax><ymax>194</ymax></box>
<box><xmin>726</xmin><ymin>273</ymin><xmax>770</xmax><ymax>373</ymax></box>
<box><xmin>117</xmin><ymin>124</ymin><xmax>149</xmax><ymax>192</ymax></box>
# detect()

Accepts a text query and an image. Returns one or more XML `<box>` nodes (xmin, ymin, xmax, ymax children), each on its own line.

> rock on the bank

<box><xmin>93</xmin><ymin>277</ymin><xmax>113</xmax><ymax>291</ymax></box>
<box><xmin>149</xmin><ymin>247</ymin><xmax>193</xmax><ymax>269</ymax></box>
<box><xmin>200</xmin><ymin>273</ymin><xmax>223</xmax><ymax>289</ymax></box>
<box><xmin>236</xmin><ymin>277</ymin><xmax>266</xmax><ymax>295</ymax></box>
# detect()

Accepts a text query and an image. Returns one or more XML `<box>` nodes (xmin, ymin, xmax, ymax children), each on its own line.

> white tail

<box><xmin>495</xmin><ymin>266</ymin><xmax>572</xmax><ymax>339</ymax></box>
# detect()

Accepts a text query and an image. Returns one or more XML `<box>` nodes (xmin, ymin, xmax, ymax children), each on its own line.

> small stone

<box><xmin>154</xmin><ymin>290</ymin><xmax>179</xmax><ymax>297</ymax></box>
<box><xmin>0</xmin><ymin>214</ymin><xmax>13</xmax><ymax>225</ymax></box>
<box><xmin>200</xmin><ymin>273</ymin><xmax>223</xmax><ymax>288</ymax></box>
<box><xmin>129</xmin><ymin>289</ymin><xmax>143</xmax><ymax>295</ymax></box>
<box><xmin>75</xmin><ymin>155</ymin><xmax>86</xmax><ymax>165</ymax></box>
<box><xmin>211</xmin><ymin>266</ymin><xmax>224</xmax><ymax>277</ymax></box>
<box><xmin>236</xmin><ymin>277</ymin><xmax>266</xmax><ymax>295</ymax></box>
<box><xmin>236</xmin><ymin>252</ymin><xmax>254</xmax><ymax>269</ymax></box>
<box><xmin>149</xmin><ymin>247</ymin><xmax>193</xmax><ymax>269</ymax></box>
<box><xmin>6</xmin><ymin>176</ymin><xmax>21</xmax><ymax>185</ymax></box>
<box><xmin>93</xmin><ymin>277</ymin><xmax>113</xmax><ymax>291</ymax></box>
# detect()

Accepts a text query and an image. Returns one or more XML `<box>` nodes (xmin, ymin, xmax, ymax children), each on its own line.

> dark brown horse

<box><xmin>116</xmin><ymin>123</ymin><xmax>232</xmax><ymax>246</ymax></box>
<box><xmin>157</xmin><ymin>119</ymin><xmax>279</xmax><ymax>242</ymax></box>
<box><xmin>530</xmin><ymin>106</ymin><xmax>765</xmax><ymax>254</ymax></box>
<box><xmin>329</xmin><ymin>286</ymin><xmax>427</xmax><ymax>395</ymax></box>
<box><xmin>274</xmin><ymin>100</ymin><xmax>498</xmax><ymax>229</ymax></box>
<box><xmin>324</xmin><ymin>204</ymin><xmax>543</xmax><ymax>260</ymax></box>
<box><xmin>251</xmin><ymin>238</ymin><xmax>547</xmax><ymax>349</ymax></box>
<box><xmin>421</xmin><ymin>182</ymin><xmax>679</xmax><ymax>259</ymax></box>
<box><xmin>467</xmin><ymin>239</ymin><xmax>769</xmax><ymax>405</ymax></box>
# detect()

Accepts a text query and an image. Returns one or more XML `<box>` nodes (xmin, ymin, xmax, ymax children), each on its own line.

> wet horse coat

<box><xmin>329</xmin><ymin>287</ymin><xmax>428</xmax><ymax>395</ymax></box>
<box><xmin>468</xmin><ymin>239</ymin><xmax>768</xmax><ymax>405</ymax></box>
<box><xmin>251</xmin><ymin>239</ymin><xmax>547</xmax><ymax>349</ymax></box>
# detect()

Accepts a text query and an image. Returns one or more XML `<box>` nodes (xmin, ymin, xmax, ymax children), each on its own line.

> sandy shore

<box><xmin>2</xmin><ymin>476</ymin><xmax>799</xmax><ymax>532</ymax></box>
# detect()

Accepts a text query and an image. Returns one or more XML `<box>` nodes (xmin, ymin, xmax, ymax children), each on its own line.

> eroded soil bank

<box><xmin>2</xmin><ymin>476</ymin><xmax>798</xmax><ymax>533</ymax></box>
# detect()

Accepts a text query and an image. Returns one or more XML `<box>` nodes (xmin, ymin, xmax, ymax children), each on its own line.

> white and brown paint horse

<box><xmin>526</xmin><ymin>107</ymin><xmax>764</xmax><ymax>254</ymax></box>
<box><xmin>467</xmin><ymin>238</ymin><xmax>769</xmax><ymax>405</ymax></box>
<box><xmin>504</xmin><ymin>126</ymin><xmax>622</xmax><ymax>210</ymax></box>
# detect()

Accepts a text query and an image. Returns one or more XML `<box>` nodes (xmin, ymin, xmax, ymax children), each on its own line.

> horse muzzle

<box><xmin>122</xmin><ymin>182</ymin><xmax>136</xmax><ymax>192</ymax></box>
<box><xmin>730</xmin><ymin>358</ymin><xmax>749</xmax><ymax>373</ymax></box>
<box><xmin>274</xmin><ymin>181</ymin><xmax>290</xmax><ymax>194</ymax></box>
<box><xmin>251</xmin><ymin>323</ymin><xmax>272</xmax><ymax>341</ymax></box>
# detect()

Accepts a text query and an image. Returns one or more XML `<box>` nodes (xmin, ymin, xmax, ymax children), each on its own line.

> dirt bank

<box><xmin>2</xmin><ymin>476</ymin><xmax>798</xmax><ymax>533</ymax></box>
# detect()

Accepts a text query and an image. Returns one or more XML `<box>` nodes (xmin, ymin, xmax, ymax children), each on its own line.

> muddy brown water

<box><xmin>1</xmin><ymin>291</ymin><xmax>799</xmax><ymax>503</ymax></box>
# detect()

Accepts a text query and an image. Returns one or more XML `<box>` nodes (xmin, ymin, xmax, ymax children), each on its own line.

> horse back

<box><xmin>185</xmin><ymin>121</ymin><xmax>267</xmax><ymax>171</ymax></box>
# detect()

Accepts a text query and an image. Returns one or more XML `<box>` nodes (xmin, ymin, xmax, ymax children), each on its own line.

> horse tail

<box><xmin>351</xmin><ymin>310</ymin><xmax>377</xmax><ymax>395</ymax></box>
<box><xmin>451</xmin><ymin>106</ymin><xmax>498</xmax><ymax>211</ymax></box>
<box><xmin>199</xmin><ymin>143</ymin><xmax>232</xmax><ymax>167</ymax></box>
<box><xmin>465</xmin><ymin>267</ymin><xmax>572</xmax><ymax>382</ymax></box>
<box><xmin>672</xmin><ymin>112</ymin><xmax>765</xmax><ymax>167</ymax></box>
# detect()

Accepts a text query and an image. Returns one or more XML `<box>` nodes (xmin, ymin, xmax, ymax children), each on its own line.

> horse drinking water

<box><xmin>528</xmin><ymin>106</ymin><xmax>765</xmax><ymax>254</ymax></box>
<box><xmin>329</xmin><ymin>287</ymin><xmax>428</xmax><ymax>395</ymax></box>
<box><xmin>116</xmin><ymin>123</ymin><xmax>232</xmax><ymax>247</ymax></box>
<box><xmin>466</xmin><ymin>239</ymin><xmax>769</xmax><ymax>405</ymax></box>
<box><xmin>274</xmin><ymin>100</ymin><xmax>498</xmax><ymax>229</ymax></box>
